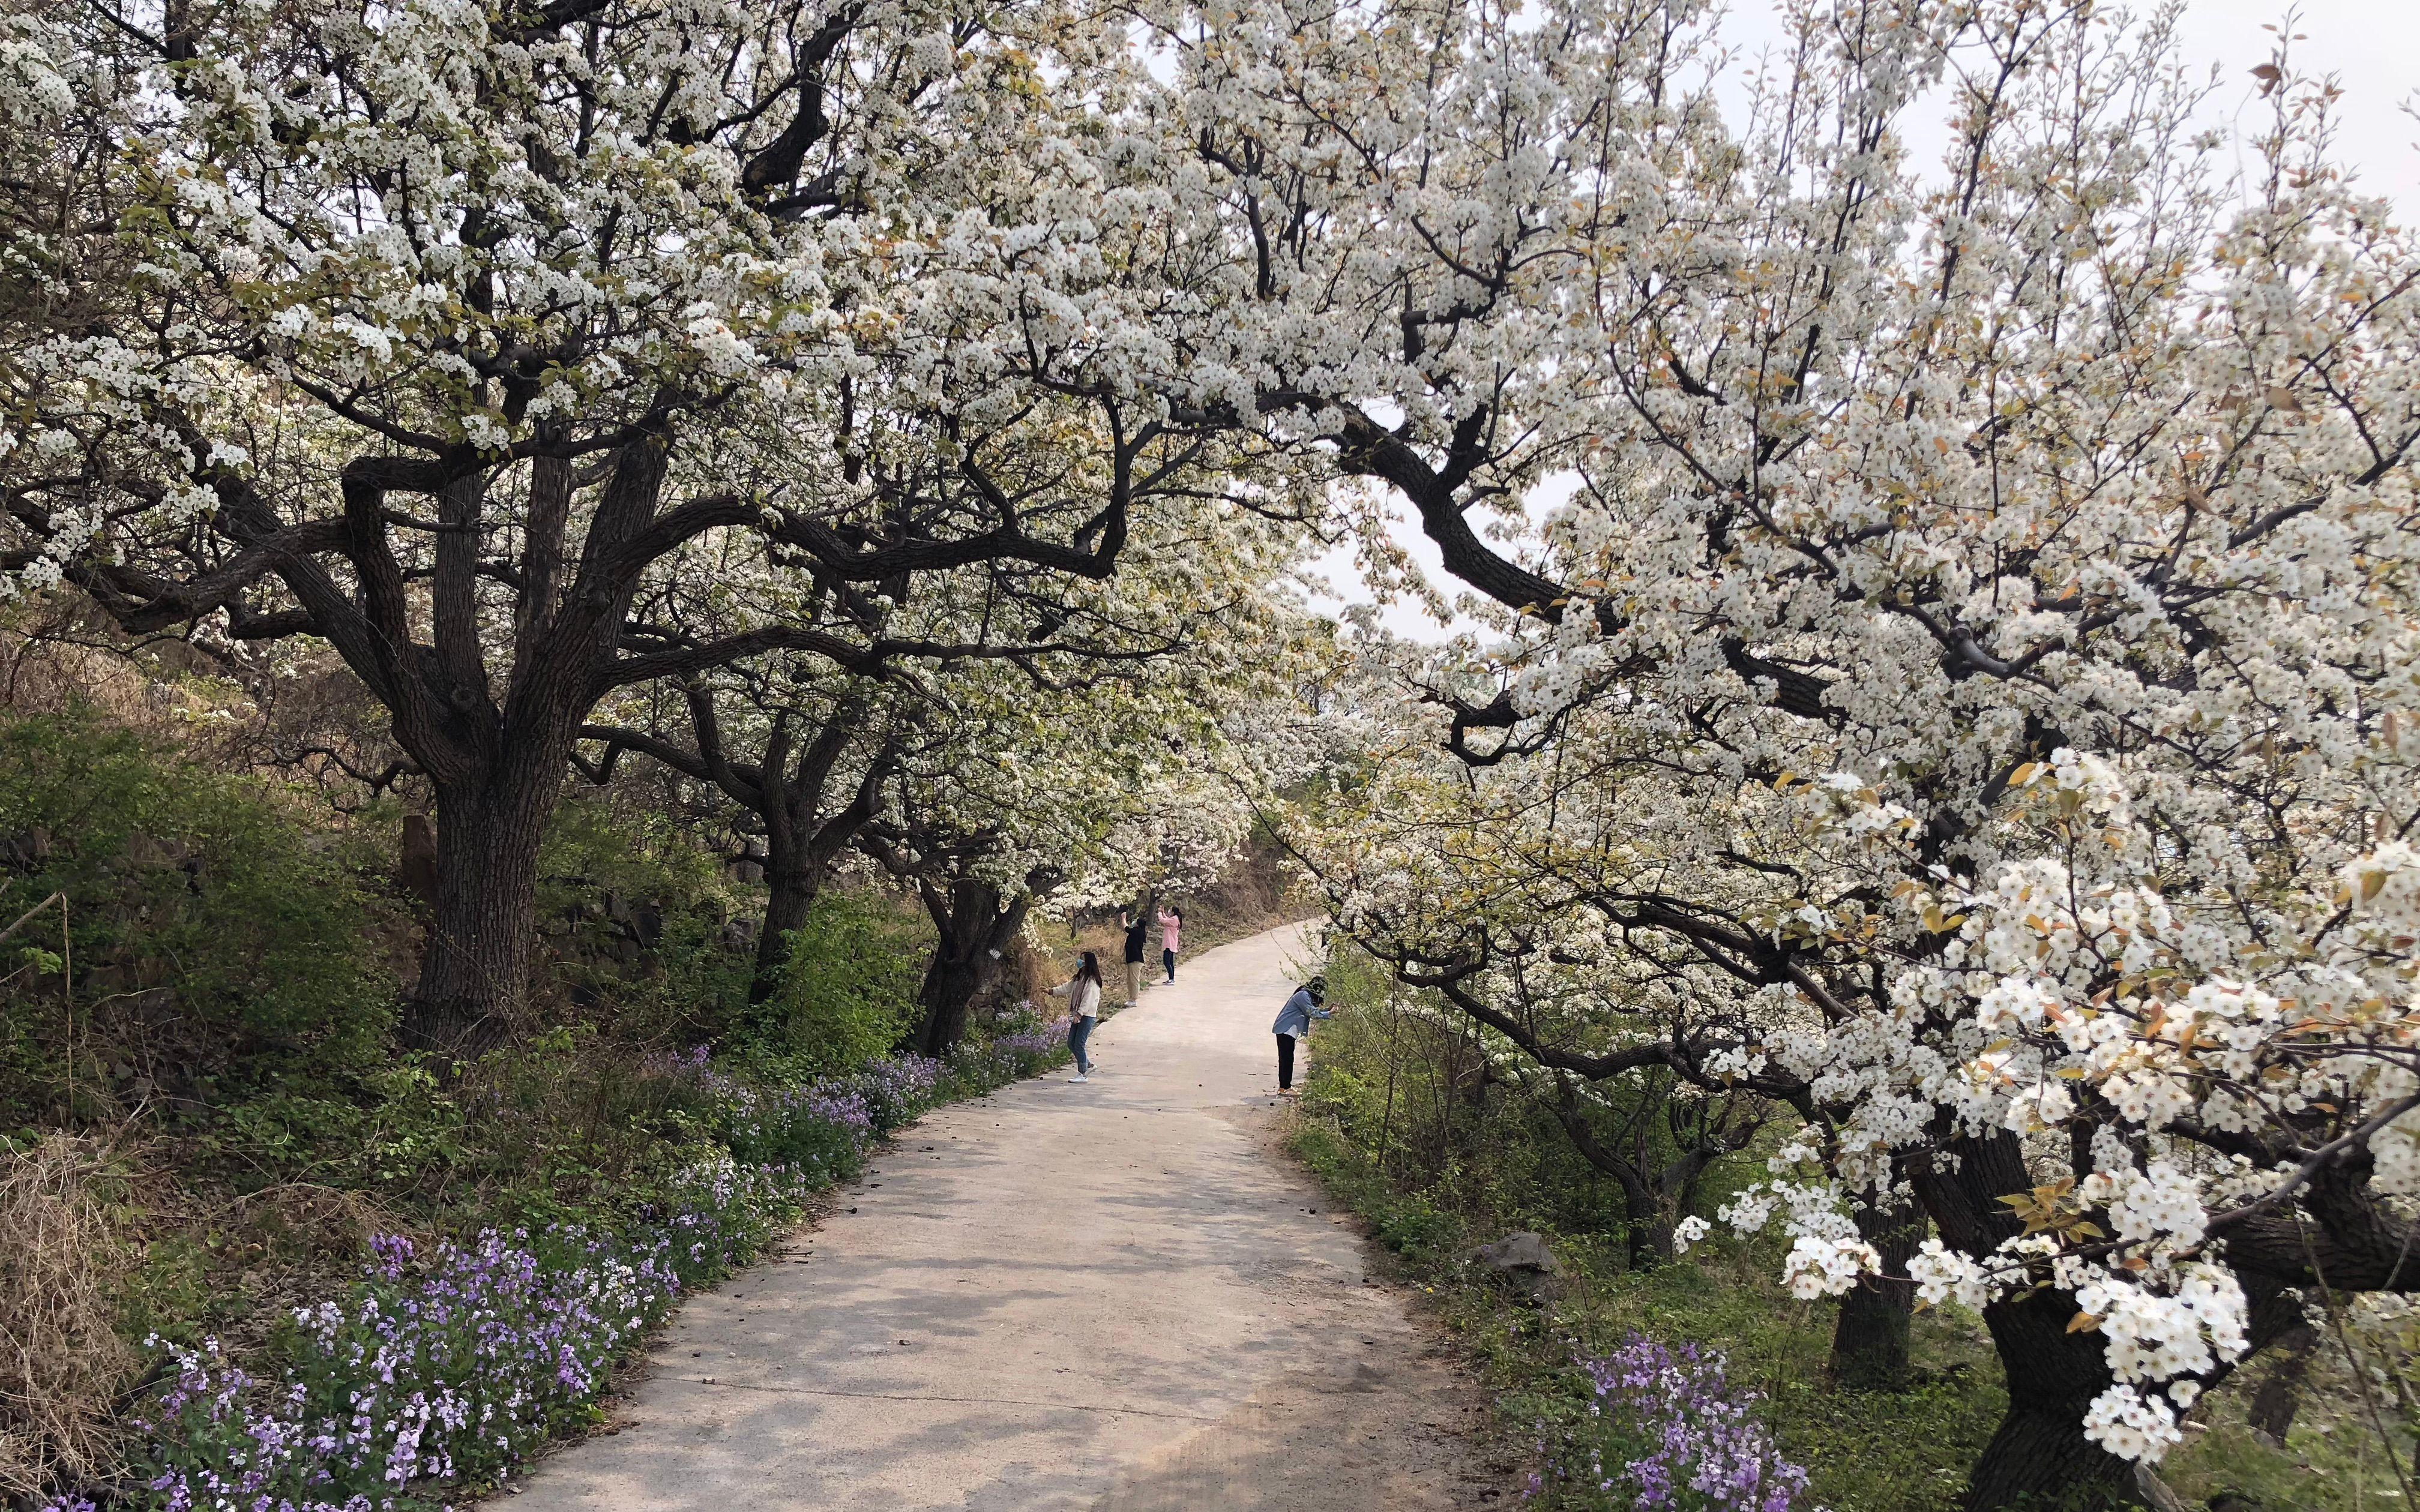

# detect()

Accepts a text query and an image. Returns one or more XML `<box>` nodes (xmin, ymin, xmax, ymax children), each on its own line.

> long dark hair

<box><xmin>1076</xmin><ymin>950</ymin><xmax>1102</xmax><ymax>986</ymax></box>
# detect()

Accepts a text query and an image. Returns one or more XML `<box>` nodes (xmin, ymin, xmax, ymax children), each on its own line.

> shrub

<box><xmin>706</xmin><ymin>1070</ymin><xmax>877</xmax><ymax>1181</ymax></box>
<box><xmin>101</xmin><ymin>1154</ymin><xmax>813</xmax><ymax>1512</ymax></box>
<box><xmin>739</xmin><ymin>892</ymin><xmax>929</xmax><ymax>1076</ymax></box>
<box><xmin>651</xmin><ymin>1046</ymin><xmax>947</xmax><ymax>1183</ymax></box>
<box><xmin>536</xmin><ymin>793</ymin><xmax>753</xmax><ymax>1039</ymax></box>
<box><xmin>1374</xmin><ymin>1194</ymin><xmax>1463</xmax><ymax>1260</ymax></box>
<box><xmin>838</xmin><ymin>1055</ymin><xmax>944</xmax><ymax>1135</ymax></box>
<box><xmin>944</xmin><ymin>1007</ymin><xmax>1071</xmax><ymax>1093</ymax></box>
<box><xmin>0</xmin><ymin>712</ymin><xmax>399</xmax><ymax>1118</ymax></box>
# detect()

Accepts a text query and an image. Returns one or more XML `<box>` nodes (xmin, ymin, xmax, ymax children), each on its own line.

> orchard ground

<box><xmin>505</xmin><ymin>924</ymin><xmax>1496</xmax><ymax>1511</ymax></box>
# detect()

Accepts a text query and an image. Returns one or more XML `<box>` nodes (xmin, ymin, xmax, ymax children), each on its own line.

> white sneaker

<box><xmin>1065</xmin><ymin>1073</ymin><xmax>1089</xmax><ymax>1083</ymax></box>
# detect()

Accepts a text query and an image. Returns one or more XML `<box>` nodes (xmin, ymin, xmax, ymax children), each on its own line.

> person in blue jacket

<box><xmin>1271</xmin><ymin>976</ymin><xmax>1329</xmax><ymax>1093</ymax></box>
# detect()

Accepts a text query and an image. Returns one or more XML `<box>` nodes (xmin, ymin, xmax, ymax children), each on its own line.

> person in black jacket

<box><xmin>1117</xmin><ymin>897</ymin><xmax>1154</xmax><ymax>1007</ymax></box>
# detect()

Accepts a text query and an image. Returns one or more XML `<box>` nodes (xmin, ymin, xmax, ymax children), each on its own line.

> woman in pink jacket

<box><xmin>1157</xmin><ymin>906</ymin><xmax>1183</xmax><ymax>983</ymax></box>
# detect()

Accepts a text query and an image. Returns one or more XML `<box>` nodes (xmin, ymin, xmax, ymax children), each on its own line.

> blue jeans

<box><xmin>1068</xmin><ymin>1015</ymin><xmax>1095</xmax><ymax>1074</ymax></box>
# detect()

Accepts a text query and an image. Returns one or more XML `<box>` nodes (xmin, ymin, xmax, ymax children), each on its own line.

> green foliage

<box><xmin>2161</xmin><ymin>1349</ymin><xmax>2420</xmax><ymax>1512</ymax></box>
<box><xmin>0</xmin><ymin>710</ymin><xmax>400</xmax><ymax>1124</ymax></box>
<box><xmin>122</xmin><ymin>1234</ymin><xmax>221</xmax><ymax>1349</ymax></box>
<box><xmin>0</xmin><ymin>706</ymin><xmax>1077</xmax><ymax>1511</ymax></box>
<box><xmin>935</xmin><ymin>1003</ymin><xmax>1077</xmax><ymax>1096</ymax></box>
<box><xmin>1293</xmin><ymin>1110</ymin><xmax>2002</xmax><ymax>1512</ymax></box>
<box><xmin>1568</xmin><ymin>1247</ymin><xmax>2002</xmax><ymax>1512</ymax></box>
<box><xmin>736</xmin><ymin>891</ymin><xmax>929</xmax><ymax>1078</ymax></box>
<box><xmin>538</xmin><ymin>793</ymin><xmax>732</xmax><ymax>919</ymax></box>
<box><xmin>443</xmin><ymin>1026</ymin><xmax>714</xmax><ymax>1229</ymax></box>
<box><xmin>537</xmin><ymin>793</ymin><xmax>753</xmax><ymax>1037</ymax></box>
<box><xmin>1302</xmin><ymin>947</ymin><xmax>1700</xmax><ymax>1258</ymax></box>
<box><xmin>1292</xmin><ymin>1117</ymin><xmax>1464</xmax><ymax>1260</ymax></box>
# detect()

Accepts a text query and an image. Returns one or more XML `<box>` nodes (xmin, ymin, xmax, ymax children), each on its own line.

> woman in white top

<box><xmin>1050</xmin><ymin>950</ymin><xmax>1105</xmax><ymax>1082</ymax></box>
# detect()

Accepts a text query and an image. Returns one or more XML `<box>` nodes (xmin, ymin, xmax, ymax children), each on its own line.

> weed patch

<box><xmin>0</xmin><ymin>1137</ymin><xmax>136</xmax><ymax>1503</ymax></box>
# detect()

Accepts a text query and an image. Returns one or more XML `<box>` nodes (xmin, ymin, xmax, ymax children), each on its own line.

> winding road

<box><xmin>505</xmin><ymin>923</ymin><xmax>1493</xmax><ymax>1511</ymax></box>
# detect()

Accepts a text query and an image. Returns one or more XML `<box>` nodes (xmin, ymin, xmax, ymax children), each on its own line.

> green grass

<box><xmin>2164</xmin><ymin>1357</ymin><xmax>2419</xmax><ymax>1512</ymax></box>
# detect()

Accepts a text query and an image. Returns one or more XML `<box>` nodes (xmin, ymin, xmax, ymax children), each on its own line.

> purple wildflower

<box><xmin>1527</xmin><ymin>1334</ymin><xmax>1815</xmax><ymax>1511</ymax></box>
<box><xmin>81</xmin><ymin>1050</ymin><xmax>971</xmax><ymax>1511</ymax></box>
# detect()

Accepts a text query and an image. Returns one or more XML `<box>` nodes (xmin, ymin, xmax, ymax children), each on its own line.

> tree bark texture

<box><xmin>908</xmin><ymin>873</ymin><xmax>1045</xmax><ymax>1058</ymax></box>
<box><xmin>409</xmin><ymin>763</ymin><xmax>556</xmax><ymax>1057</ymax></box>
<box><xmin>912</xmin><ymin>946</ymin><xmax>997</xmax><ymax>1061</ymax></box>
<box><xmin>753</xmin><ymin>862</ymin><xmax>822</xmax><ymax>998</ymax></box>
<box><xmin>1831</xmin><ymin>1193</ymin><xmax>1921</xmax><ymax>1391</ymax></box>
<box><xmin>1909</xmin><ymin>1131</ymin><xmax>2146</xmax><ymax>1511</ymax></box>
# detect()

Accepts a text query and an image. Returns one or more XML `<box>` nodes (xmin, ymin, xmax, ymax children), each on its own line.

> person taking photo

<box><xmin>1050</xmin><ymin>951</ymin><xmax>1104</xmax><ymax>1082</ymax></box>
<box><xmin>1271</xmin><ymin>976</ymin><xmax>1329</xmax><ymax>1093</ymax></box>
<box><xmin>1118</xmin><ymin>899</ymin><xmax>1152</xmax><ymax>1007</ymax></box>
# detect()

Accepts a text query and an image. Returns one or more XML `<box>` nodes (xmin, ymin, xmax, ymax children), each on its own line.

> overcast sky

<box><xmin>1305</xmin><ymin>0</ymin><xmax>2420</xmax><ymax>640</ymax></box>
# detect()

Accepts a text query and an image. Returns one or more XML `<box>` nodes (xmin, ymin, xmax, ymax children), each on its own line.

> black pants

<box><xmin>1163</xmin><ymin>946</ymin><xmax>1178</xmax><ymax>982</ymax></box>
<box><xmin>1277</xmin><ymin>1033</ymin><xmax>1296</xmax><ymax>1090</ymax></box>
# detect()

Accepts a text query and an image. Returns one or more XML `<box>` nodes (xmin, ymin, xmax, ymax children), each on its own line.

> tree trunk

<box><xmin>750</xmin><ymin>863</ymin><xmax>819</xmax><ymax>1004</ymax></box>
<box><xmin>905</xmin><ymin>874</ymin><xmax>1040</xmax><ymax>1058</ymax></box>
<box><xmin>1960</xmin><ymin>1355</ymin><xmax>2142</xmax><ymax>1512</ymax></box>
<box><xmin>1831</xmin><ymin>1195</ymin><xmax>1920</xmax><ymax>1391</ymax></box>
<box><xmin>1909</xmin><ymin>1131</ymin><xmax>2146</xmax><ymax>1511</ymax></box>
<box><xmin>408</xmin><ymin>765</ymin><xmax>554</xmax><ymax>1058</ymax></box>
<box><xmin>2245</xmin><ymin>1321</ymin><xmax>2319</xmax><ymax>1445</ymax></box>
<box><xmin>911</xmin><ymin>942</ymin><xmax>996</xmax><ymax>1060</ymax></box>
<box><xmin>1614</xmin><ymin>1166</ymin><xmax>1675</xmax><ymax>1269</ymax></box>
<box><xmin>742</xmin><ymin>712</ymin><xmax>889</xmax><ymax>1006</ymax></box>
<box><xmin>1544</xmin><ymin>1082</ymin><xmax>1672</xmax><ymax>1268</ymax></box>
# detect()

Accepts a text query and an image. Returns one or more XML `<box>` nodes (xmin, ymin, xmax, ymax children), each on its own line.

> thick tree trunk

<box><xmin>1909</xmin><ymin>1130</ymin><xmax>2146</xmax><ymax>1511</ymax></box>
<box><xmin>906</xmin><ymin>875</ymin><xmax>1040</xmax><ymax>1058</ymax></box>
<box><xmin>911</xmin><ymin>942</ymin><xmax>998</xmax><ymax>1060</ymax></box>
<box><xmin>1831</xmin><ymin>1195</ymin><xmax>1920</xmax><ymax>1390</ymax></box>
<box><xmin>750</xmin><ymin>863</ymin><xmax>819</xmax><ymax>1004</ymax></box>
<box><xmin>1612</xmin><ymin>1166</ymin><xmax>1675</xmax><ymax>1269</ymax></box>
<box><xmin>1961</xmin><ymin>1356</ymin><xmax>2142</xmax><ymax>1512</ymax></box>
<box><xmin>408</xmin><ymin>766</ymin><xmax>555</xmax><ymax>1058</ymax></box>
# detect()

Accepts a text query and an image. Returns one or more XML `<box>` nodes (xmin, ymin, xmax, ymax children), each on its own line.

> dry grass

<box><xmin>0</xmin><ymin>1135</ymin><xmax>137</xmax><ymax>1503</ymax></box>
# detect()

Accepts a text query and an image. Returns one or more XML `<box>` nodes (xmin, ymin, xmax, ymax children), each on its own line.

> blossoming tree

<box><xmin>576</xmin><ymin>667</ymin><xmax>900</xmax><ymax>1001</ymax></box>
<box><xmin>860</xmin><ymin>559</ymin><xmax>1312</xmax><ymax>1057</ymax></box>
<box><xmin>1169</xmin><ymin>0</ymin><xmax>2420</xmax><ymax>1503</ymax></box>
<box><xmin>576</xmin><ymin>434</ymin><xmax>1305</xmax><ymax>1003</ymax></box>
<box><xmin>1</xmin><ymin>0</ymin><xmax>1280</xmax><ymax>1049</ymax></box>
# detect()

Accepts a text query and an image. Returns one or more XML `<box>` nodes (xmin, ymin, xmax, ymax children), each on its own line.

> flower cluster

<box><xmin>837</xmin><ymin>1055</ymin><xmax>946</xmax><ymax>1135</ymax></box>
<box><xmin>106</xmin><ymin>1154</ymin><xmax>805</xmax><ymax>1512</ymax></box>
<box><xmin>649</xmin><ymin>1048</ymin><xmax>953</xmax><ymax>1175</ymax></box>
<box><xmin>86</xmin><ymin>1130</ymin><xmax>844</xmax><ymax>1512</ymax></box>
<box><xmin>948</xmin><ymin>1016</ymin><xmax>1075</xmax><ymax>1089</ymax></box>
<box><xmin>1526</xmin><ymin>1336</ymin><xmax>1813</xmax><ymax>1511</ymax></box>
<box><xmin>1258</xmin><ymin>0</ymin><xmax>2420</xmax><ymax>1489</ymax></box>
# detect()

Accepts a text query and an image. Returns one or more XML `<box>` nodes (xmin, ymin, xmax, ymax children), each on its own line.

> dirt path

<box><xmin>504</xmin><ymin>923</ymin><xmax>1496</xmax><ymax>1512</ymax></box>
